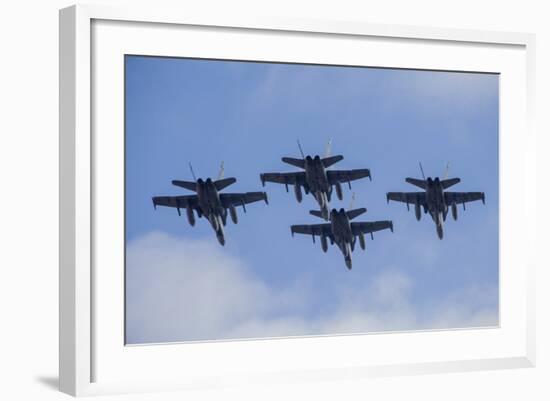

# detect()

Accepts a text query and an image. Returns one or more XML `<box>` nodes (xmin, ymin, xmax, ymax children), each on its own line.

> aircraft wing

<box><xmin>291</xmin><ymin>223</ymin><xmax>332</xmax><ymax>237</ymax></box>
<box><xmin>152</xmin><ymin>195</ymin><xmax>198</xmax><ymax>210</ymax></box>
<box><xmin>220</xmin><ymin>192</ymin><xmax>268</xmax><ymax>208</ymax></box>
<box><xmin>444</xmin><ymin>192</ymin><xmax>485</xmax><ymax>205</ymax></box>
<box><xmin>386</xmin><ymin>192</ymin><xmax>427</xmax><ymax>205</ymax></box>
<box><xmin>260</xmin><ymin>171</ymin><xmax>306</xmax><ymax>186</ymax></box>
<box><xmin>326</xmin><ymin>168</ymin><xmax>371</xmax><ymax>185</ymax></box>
<box><xmin>351</xmin><ymin>220</ymin><xmax>393</xmax><ymax>235</ymax></box>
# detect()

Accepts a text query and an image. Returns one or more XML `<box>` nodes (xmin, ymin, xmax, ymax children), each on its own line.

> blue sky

<box><xmin>125</xmin><ymin>56</ymin><xmax>499</xmax><ymax>344</ymax></box>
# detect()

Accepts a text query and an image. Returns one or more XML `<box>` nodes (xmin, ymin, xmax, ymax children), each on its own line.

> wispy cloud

<box><xmin>126</xmin><ymin>231</ymin><xmax>498</xmax><ymax>344</ymax></box>
<box><xmin>247</xmin><ymin>65</ymin><xmax>497</xmax><ymax>112</ymax></box>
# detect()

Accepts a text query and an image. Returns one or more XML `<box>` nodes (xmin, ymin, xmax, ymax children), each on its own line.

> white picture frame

<box><xmin>59</xmin><ymin>4</ymin><xmax>536</xmax><ymax>397</ymax></box>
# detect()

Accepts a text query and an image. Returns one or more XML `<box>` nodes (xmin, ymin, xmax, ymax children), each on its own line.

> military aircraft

<box><xmin>290</xmin><ymin>201</ymin><xmax>393</xmax><ymax>270</ymax></box>
<box><xmin>152</xmin><ymin>163</ymin><xmax>268</xmax><ymax>245</ymax></box>
<box><xmin>386</xmin><ymin>163</ymin><xmax>485</xmax><ymax>239</ymax></box>
<box><xmin>260</xmin><ymin>140</ymin><xmax>371</xmax><ymax>220</ymax></box>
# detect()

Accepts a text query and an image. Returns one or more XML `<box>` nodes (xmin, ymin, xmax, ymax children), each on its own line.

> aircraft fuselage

<box><xmin>329</xmin><ymin>209</ymin><xmax>355</xmax><ymax>269</ymax></box>
<box><xmin>304</xmin><ymin>155</ymin><xmax>331</xmax><ymax>219</ymax></box>
<box><xmin>304</xmin><ymin>155</ymin><xmax>330</xmax><ymax>193</ymax></box>
<box><xmin>195</xmin><ymin>178</ymin><xmax>226</xmax><ymax>244</ymax></box>
<box><xmin>424</xmin><ymin>177</ymin><xmax>448</xmax><ymax>239</ymax></box>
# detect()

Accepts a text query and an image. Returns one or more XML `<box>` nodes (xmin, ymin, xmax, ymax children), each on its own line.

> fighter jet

<box><xmin>260</xmin><ymin>140</ymin><xmax>371</xmax><ymax>220</ymax></box>
<box><xmin>386</xmin><ymin>163</ymin><xmax>485</xmax><ymax>239</ymax></box>
<box><xmin>152</xmin><ymin>163</ymin><xmax>268</xmax><ymax>245</ymax></box>
<box><xmin>290</xmin><ymin>204</ymin><xmax>393</xmax><ymax>270</ymax></box>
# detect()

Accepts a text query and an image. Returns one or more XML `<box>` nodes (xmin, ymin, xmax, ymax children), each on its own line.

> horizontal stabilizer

<box><xmin>171</xmin><ymin>180</ymin><xmax>197</xmax><ymax>191</ymax></box>
<box><xmin>441</xmin><ymin>177</ymin><xmax>460</xmax><ymax>189</ymax></box>
<box><xmin>321</xmin><ymin>155</ymin><xmax>344</xmax><ymax>168</ymax></box>
<box><xmin>405</xmin><ymin>177</ymin><xmax>426</xmax><ymax>189</ymax></box>
<box><xmin>151</xmin><ymin>195</ymin><xmax>197</xmax><ymax>210</ymax></box>
<box><xmin>282</xmin><ymin>157</ymin><xmax>305</xmax><ymax>169</ymax></box>
<box><xmin>309</xmin><ymin>210</ymin><xmax>325</xmax><ymax>219</ymax></box>
<box><xmin>214</xmin><ymin>177</ymin><xmax>237</xmax><ymax>191</ymax></box>
<box><xmin>346</xmin><ymin>208</ymin><xmax>367</xmax><ymax>220</ymax></box>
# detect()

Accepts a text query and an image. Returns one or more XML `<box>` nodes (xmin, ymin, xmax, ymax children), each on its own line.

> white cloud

<box><xmin>126</xmin><ymin>231</ymin><xmax>498</xmax><ymax>344</ymax></box>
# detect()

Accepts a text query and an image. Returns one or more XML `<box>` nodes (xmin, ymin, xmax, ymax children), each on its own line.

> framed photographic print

<box><xmin>59</xmin><ymin>4</ymin><xmax>536</xmax><ymax>396</ymax></box>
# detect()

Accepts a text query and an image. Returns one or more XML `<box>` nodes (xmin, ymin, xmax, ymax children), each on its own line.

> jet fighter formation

<box><xmin>152</xmin><ymin>142</ymin><xmax>486</xmax><ymax>270</ymax></box>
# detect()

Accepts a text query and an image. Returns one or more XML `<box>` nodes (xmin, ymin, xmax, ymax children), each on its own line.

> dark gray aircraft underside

<box><xmin>260</xmin><ymin>142</ymin><xmax>371</xmax><ymax>220</ymax></box>
<box><xmin>152</xmin><ymin>169</ymin><xmax>268</xmax><ymax>245</ymax></box>
<box><xmin>386</xmin><ymin>166</ymin><xmax>485</xmax><ymax>239</ymax></box>
<box><xmin>151</xmin><ymin>158</ymin><xmax>487</xmax><ymax>270</ymax></box>
<box><xmin>291</xmin><ymin>207</ymin><xmax>393</xmax><ymax>269</ymax></box>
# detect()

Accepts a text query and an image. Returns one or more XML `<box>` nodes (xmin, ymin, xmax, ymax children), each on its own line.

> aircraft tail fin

<box><xmin>325</xmin><ymin>138</ymin><xmax>332</xmax><ymax>157</ymax></box>
<box><xmin>309</xmin><ymin>210</ymin><xmax>325</xmax><ymax>219</ymax></box>
<box><xmin>321</xmin><ymin>155</ymin><xmax>344</xmax><ymax>168</ymax></box>
<box><xmin>172</xmin><ymin>180</ymin><xmax>197</xmax><ymax>191</ymax></box>
<box><xmin>214</xmin><ymin>177</ymin><xmax>237</xmax><ymax>191</ymax></box>
<box><xmin>405</xmin><ymin>177</ymin><xmax>427</xmax><ymax>189</ymax></box>
<box><xmin>441</xmin><ymin>178</ymin><xmax>461</xmax><ymax>189</ymax></box>
<box><xmin>282</xmin><ymin>157</ymin><xmax>305</xmax><ymax>169</ymax></box>
<box><xmin>346</xmin><ymin>208</ymin><xmax>367</xmax><ymax>220</ymax></box>
<box><xmin>419</xmin><ymin>162</ymin><xmax>426</xmax><ymax>179</ymax></box>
